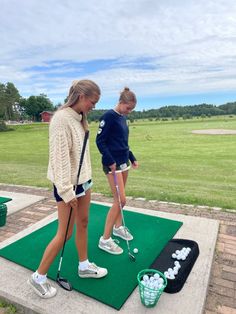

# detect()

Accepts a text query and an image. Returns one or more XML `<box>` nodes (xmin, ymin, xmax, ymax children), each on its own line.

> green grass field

<box><xmin>0</xmin><ymin>116</ymin><xmax>236</xmax><ymax>209</ymax></box>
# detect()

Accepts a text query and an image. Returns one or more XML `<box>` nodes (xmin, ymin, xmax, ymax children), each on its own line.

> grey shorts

<box><xmin>103</xmin><ymin>161</ymin><xmax>130</xmax><ymax>175</ymax></box>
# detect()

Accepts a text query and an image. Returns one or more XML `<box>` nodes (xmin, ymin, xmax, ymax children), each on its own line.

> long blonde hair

<box><xmin>59</xmin><ymin>79</ymin><xmax>101</xmax><ymax>130</ymax></box>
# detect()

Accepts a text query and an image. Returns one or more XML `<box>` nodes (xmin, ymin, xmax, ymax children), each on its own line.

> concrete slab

<box><xmin>0</xmin><ymin>201</ymin><xmax>219</xmax><ymax>314</ymax></box>
<box><xmin>0</xmin><ymin>190</ymin><xmax>45</xmax><ymax>215</ymax></box>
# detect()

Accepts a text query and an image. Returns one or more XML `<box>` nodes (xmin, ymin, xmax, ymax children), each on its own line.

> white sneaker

<box><xmin>27</xmin><ymin>275</ymin><xmax>57</xmax><ymax>299</ymax></box>
<box><xmin>78</xmin><ymin>262</ymin><xmax>108</xmax><ymax>278</ymax></box>
<box><xmin>113</xmin><ymin>225</ymin><xmax>133</xmax><ymax>241</ymax></box>
<box><xmin>98</xmin><ymin>237</ymin><xmax>123</xmax><ymax>255</ymax></box>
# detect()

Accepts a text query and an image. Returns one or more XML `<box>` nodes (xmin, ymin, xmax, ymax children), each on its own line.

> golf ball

<box><xmin>154</xmin><ymin>273</ymin><xmax>160</xmax><ymax>280</ymax></box>
<box><xmin>133</xmin><ymin>248</ymin><xmax>138</xmax><ymax>254</ymax></box>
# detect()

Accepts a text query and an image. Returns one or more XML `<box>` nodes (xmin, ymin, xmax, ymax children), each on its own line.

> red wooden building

<box><xmin>40</xmin><ymin>111</ymin><xmax>54</xmax><ymax>122</ymax></box>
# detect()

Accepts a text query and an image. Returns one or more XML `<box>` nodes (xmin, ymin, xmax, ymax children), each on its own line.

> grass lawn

<box><xmin>0</xmin><ymin>116</ymin><xmax>236</xmax><ymax>210</ymax></box>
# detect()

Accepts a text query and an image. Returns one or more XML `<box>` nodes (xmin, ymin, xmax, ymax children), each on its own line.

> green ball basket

<box><xmin>137</xmin><ymin>269</ymin><xmax>167</xmax><ymax>308</ymax></box>
<box><xmin>0</xmin><ymin>204</ymin><xmax>7</xmax><ymax>227</ymax></box>
<box><xmin>0</xmin><ymin>204</ymin><xmax>7</xmax><ymax>212</ymax></box>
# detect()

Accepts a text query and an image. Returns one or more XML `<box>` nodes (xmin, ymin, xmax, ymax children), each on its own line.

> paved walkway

<box><xmin>0</xmin><ymin>184</ymin><xmax>235</xmax><ymax>314</ymax></box>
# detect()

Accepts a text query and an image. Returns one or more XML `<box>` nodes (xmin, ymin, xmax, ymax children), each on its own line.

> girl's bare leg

<box><xmin>102</xmin><ymin>172</ymin><xmax>127</xmax><ymax>239</ymax></box>
<box><xmin>114</xmin><ymin>170</ymin><xmax>129</xmax><ymax>227</ymax></box>
<box><xmin>74</xmin><ymin>189</ymin><xmax>91</xmax><ymax>261</ymax></box>
<box><xmin>37</xmin><ymin>201</ymin><xmax>75</xmax><ymax>274</ymax></box>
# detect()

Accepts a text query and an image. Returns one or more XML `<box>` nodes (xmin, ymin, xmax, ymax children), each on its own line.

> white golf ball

<box><xmin>153</xmin><ymin>282</ymin><xmax>159</xmax><ymax>289</ymax></box>
<box><xmin>149</xmin><ymin>283</ymin><xmax>154</xmax><ymax>289</ymax></box>
<box><xmin>133</xmin><ymin>248</ymin><xmax>138</xmax><ymax>254</ymax></box>
<box><xmin>169</xmin><ymin>273</ymin><xmax>175</xmax><ymax>280</ymax></box>
<box><xmin>154</xmin><ymin>273</ymin><xmax>160</xmax><ymax>280</ymax></box>
<box><xmin>143</xmin><ymin>275</ymin><xmax>149</xmax><ymax>281</ymax></box>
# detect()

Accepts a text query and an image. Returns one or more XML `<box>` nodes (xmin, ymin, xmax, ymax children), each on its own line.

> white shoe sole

<box><xmin>98</xmin><ymin>243</ymin><xmax>123</xmax><ymax>255</ymax></box>
<box><xmin>79</xmin><ymin>269</ymin><xmax>108</xmax><ymax>278</ymax></box>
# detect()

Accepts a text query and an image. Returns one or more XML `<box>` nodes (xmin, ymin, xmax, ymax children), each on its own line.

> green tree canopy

<box><xmin>19</xmin><ymin>94</ymin><xmax>54</xmax><ymax>121</ymax></box>
<box><xmin>0</xmin><ymin>82</ymin><xmax>20</xmax><ymax>120</ymax></box>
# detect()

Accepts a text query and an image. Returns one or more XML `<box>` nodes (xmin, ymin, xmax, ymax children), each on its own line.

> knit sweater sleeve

<box><xmin>48</xmin><ymin>123</ymin><xmax>75</xmax><ymax>203</ymax></box>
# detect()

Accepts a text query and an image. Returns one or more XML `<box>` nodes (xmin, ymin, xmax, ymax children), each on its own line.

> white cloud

<box><xmin>0</xmin><ymin>0</ymin><xmax>236</xmax><ymax>107</ymax></box>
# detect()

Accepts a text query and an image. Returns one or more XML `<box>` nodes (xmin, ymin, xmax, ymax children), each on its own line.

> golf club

<box><xmin>113</xmin><ymin>172</ymin><xmax>136</xmax><ymax>262</ymax></box>
<box><xmin>56</xmin><ymin>130</ymin><xmax>90</xmax><ymax>291</ymax></box>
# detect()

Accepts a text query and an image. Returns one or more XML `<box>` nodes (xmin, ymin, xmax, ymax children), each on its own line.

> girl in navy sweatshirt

<box><xmin>96</xmin><ymin>87</ymin><xmax>139</xmax><ymax>255</ymax></box>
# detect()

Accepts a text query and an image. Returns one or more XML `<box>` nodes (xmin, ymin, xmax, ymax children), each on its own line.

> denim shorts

<box><xmin>53</xmin><ymin>179</ymin><xmax>93</xmax><ymax>202</ymax></box>
<box><xmin>103</xmin><ymin>161</ymin><xmax>130</xmax><ymax>175</ymax></box>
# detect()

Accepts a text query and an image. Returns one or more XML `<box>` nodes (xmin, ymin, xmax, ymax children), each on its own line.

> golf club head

<box><xmin>129</xmin><ymin>253</ymin><xmax>136</xmax><ymax>262</ymax></box>
<box><xmin>56</xmin><ymin>277</ymin><xmax>72</xmax><ymax>291</ymax></box>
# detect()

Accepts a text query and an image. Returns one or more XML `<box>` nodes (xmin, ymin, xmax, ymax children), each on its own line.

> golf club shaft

<box><xmin>57</xmin><ymin>205</ymin><xmax>73</xmax><ymax>276</ymax></box>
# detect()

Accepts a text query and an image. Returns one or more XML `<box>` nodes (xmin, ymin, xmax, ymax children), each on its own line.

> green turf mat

<box><xmin>0</xmin><ymin>197</ymin><xmax>12</xmax><ymax>204</ymax></box>
<box><xmin>0</xmin><ymin>203</ymin><xmax>182</xmax><ymax>310</ymax></box>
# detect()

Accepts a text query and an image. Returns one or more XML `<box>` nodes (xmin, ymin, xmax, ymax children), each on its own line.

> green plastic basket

<box><xmin>137</xmin><ymin>269</ymin><xmax>167</xmax><ymax>308</ymax></box>
<box><xmin>0</xmin><ymin>204</ymin><xmax>7</xmax><ymax>212</ymax></box>
<box><xmin>0</xmin><ymin>214</ymin><xmax>7</xmax><ymax>227</ymax></box>
<box><xmin>0</xmin><ymin>204</ymin><xmax>7</xmax><ymax>227</ymax></box>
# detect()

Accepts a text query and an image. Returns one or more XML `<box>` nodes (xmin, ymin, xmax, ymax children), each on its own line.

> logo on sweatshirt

<box><xmin>99</xmin><ymin>120</ymin><xmax>105</xmax><ymax>127</ymax></box>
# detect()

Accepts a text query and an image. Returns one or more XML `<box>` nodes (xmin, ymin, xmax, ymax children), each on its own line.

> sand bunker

<box><xmin>192</xmin><ymin>129</ymin><xmax>236</xmax><ymax>135</ymax></box>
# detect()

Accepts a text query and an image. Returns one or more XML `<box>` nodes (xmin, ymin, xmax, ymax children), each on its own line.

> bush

<box><xmin>0</xmin><ymin>120</ymin><xmax>8</xmax><ymax>132</ymax></box>
<box><xmin>0</xmin><ymin>121</ymin><xmax>13</xmax><ymax>132</ymax></box>
<box><xmin>0</xmin><ymin>299</ymin><xmax>17</xmax><ymax>313</ymax></box>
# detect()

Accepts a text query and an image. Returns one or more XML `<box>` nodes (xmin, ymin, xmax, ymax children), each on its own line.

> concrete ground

<box><xmin>0</xmin><ymin>190</ymin><xmax>44</xmax><ymax>215</ymax></box>
<box><xmin>0</xmin><ymin>185</ymin><xmax>235</xmax><ymax>314</ymax></box>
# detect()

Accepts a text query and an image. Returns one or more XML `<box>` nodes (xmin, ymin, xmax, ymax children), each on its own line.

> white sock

<box><xmin>79</xmin><ymin>259</ymin><xmax>90</xmax><ymax>271</ymax></box>
<box><xmin>32</xmin><ymin>271</ymin><xmax>47</xmax><ymax>284</ymax></box>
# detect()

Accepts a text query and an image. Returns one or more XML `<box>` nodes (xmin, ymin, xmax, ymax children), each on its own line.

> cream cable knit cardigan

<box><xmin>47</xmin><ymin>107</ymin><xmax>92</xmax><ymax>203</ymax></box>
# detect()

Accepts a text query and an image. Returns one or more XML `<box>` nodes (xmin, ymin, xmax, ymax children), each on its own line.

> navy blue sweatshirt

<box><xmin>96</xmin><ymin>109</ymin><xmax>136</xmax><ymax>166</ymax></box>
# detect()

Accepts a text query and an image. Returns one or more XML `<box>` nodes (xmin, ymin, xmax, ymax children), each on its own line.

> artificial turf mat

<box><xmin>0</xmin><ymin>203</ymin><xmax>182</xmax><ymax>310</ymax></box>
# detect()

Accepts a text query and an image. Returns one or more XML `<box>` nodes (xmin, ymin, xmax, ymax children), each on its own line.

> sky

<box><xmin>1</xmin><ymin>0</ymin><xmax>236</xmax><ymax>110</ymax></box>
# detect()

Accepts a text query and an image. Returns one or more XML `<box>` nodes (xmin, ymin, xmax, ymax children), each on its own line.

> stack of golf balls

<box><xmin>140</xmin><ymin>273</ymin><xmax>165</xmax><ymax>306</ymax></box>
<box><xmin>164</xmin><ymin>261</ymin><xmax>181</xmax><ymax>280</ymax></box>
<box><xmin>171</xmin><ymin>247</ymin><xmax>191</xmax><ymax>260</ymax></box>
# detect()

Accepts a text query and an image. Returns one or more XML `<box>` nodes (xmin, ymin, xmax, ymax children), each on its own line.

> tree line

<box><xmin>0</xmin><ymin>81</ymin><xmax>235</xmax><ymax>122</ymax></box>
<box><xmin>0</xmin><ymin>82</ymin><xmax>53</xmax><ymax>121</ymax></box>
<box><xmin>87</xmin><ymin>103</ymin><xmax>236</xmax><ymax>122</ymax></box>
